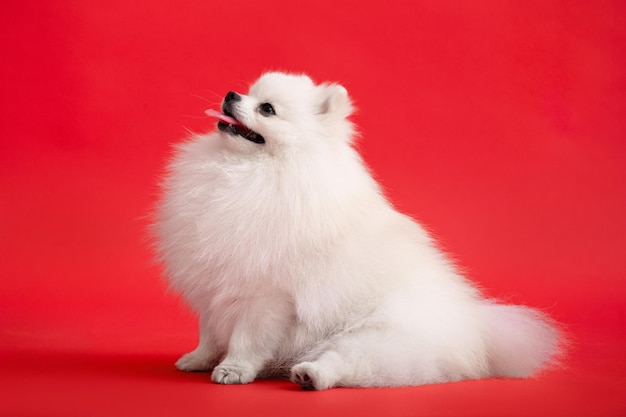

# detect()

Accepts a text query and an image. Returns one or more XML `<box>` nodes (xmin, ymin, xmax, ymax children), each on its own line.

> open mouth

<box><xmin>205</xmin><ymin>109</ymin><xmax>265</xmax><ymax>144</ymax></box>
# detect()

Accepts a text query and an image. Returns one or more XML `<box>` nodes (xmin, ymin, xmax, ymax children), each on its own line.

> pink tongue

<box><xmin>205</xmin><ymin>109</ymin><xmax>241</xmax><ymax>126</ymax></box>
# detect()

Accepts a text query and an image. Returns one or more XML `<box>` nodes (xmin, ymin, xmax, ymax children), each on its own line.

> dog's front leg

<box><xmin>211</xmin><ymin>294</ymin><xmax>292</xmax><ymax>384</ymax></box>
<box><xmin>175</xmin><ymin>311</ymin><xmax>220</xmax><ymax>372</ymax></box>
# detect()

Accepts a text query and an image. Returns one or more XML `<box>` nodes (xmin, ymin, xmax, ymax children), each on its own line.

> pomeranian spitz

<box><xmin>154</xmin><ymin>72</ymin><xmax>562</xmax><ymax>390</ymax></box>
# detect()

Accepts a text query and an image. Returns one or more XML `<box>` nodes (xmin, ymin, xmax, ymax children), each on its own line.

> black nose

<box><xmin>225</xmin><ymin>91</ymin><xmax>241</xmax><ymax>102</ymax></box>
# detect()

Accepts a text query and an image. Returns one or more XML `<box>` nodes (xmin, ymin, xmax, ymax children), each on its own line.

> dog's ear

<box><xmin>319</xmin><ymin>83</ymin><xmax>353</xmax><ymax>119</ymax></box>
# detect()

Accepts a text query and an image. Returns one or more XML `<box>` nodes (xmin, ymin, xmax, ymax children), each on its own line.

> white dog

<box><xmin>154</xmin><ymin>72</ymin><xmax>562</xmax><ymax>390</ymax></box>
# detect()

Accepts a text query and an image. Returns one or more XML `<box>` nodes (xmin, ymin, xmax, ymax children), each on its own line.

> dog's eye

<box><xmin>259</xmin><ymin>103</ymin><xmax>276</xmax><ymax>116</ymax></box>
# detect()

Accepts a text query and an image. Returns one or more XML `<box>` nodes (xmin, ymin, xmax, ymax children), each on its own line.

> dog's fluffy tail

<box><xmin>482</xmin><ymin>302</ymin><xmax>564</xmax><ymax>378</ymax></box>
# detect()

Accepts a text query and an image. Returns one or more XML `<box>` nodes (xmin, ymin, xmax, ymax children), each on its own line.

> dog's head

<box><xmin>214</xmin><ymin>72</ymin><xmax>354</xmax><ymax>153</ymax></box>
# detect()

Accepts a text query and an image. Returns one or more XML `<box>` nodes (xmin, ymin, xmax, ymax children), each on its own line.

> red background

<box><xmin>1</xmin><ymin>1</ymin><xmax>625</xmax><ymax>416</ymax></box>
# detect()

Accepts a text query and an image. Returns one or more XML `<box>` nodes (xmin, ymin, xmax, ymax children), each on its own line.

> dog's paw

<box><xmin>175</xmin><ymin>351</ymin><xmax>214</xmax><ymax>372</ymax></box>
<box><xmin>290</xmin><ymin>362</ymin><xmax>332</xmax><ymax>391</ymax></box>
<box><xmin>211</xmin><ymin>363</ymin><xmax>256</xmax><ymax>385</ymax></box>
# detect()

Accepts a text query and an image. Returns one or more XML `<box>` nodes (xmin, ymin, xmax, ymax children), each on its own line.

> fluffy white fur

<box><xmin>154</xmin><ymin>72</ymin><xmax>562</xmax><ymax>390</ymax></box>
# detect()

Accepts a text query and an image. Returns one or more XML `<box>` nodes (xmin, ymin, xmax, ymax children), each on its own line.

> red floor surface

<box><xmin>1</xmin><ymin>1</ymin><xmax>625</xmax><ymax>416</ymax></box>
